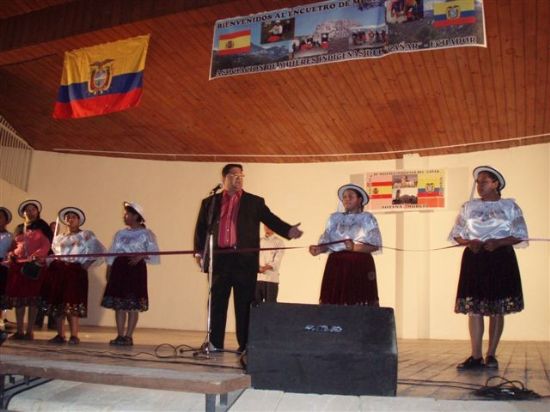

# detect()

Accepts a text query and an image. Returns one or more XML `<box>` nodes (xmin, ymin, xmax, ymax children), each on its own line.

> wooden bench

<box><xmin>0</xmin><ymin>352</ymin><xmax>250</xmax><ymax>411</ymax></box>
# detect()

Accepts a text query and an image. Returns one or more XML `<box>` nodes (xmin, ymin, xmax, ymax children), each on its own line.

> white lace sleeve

<box><xmin>82</xmin><ymin>230</ymin><xmax>106</xmax><ymax>267</ymax></box>
<box><xmin>317</xmin><ymin>215</ymin><xmax>334</xmax><ymax>247</ymax></box>
<box><xmin>106</xmin><ymin>231</ymin><xmax>122</xmax><ymax>265</ymax></box>
<box><xmin>509</xmin><ymin>202</ymin><xmax>529</xmax><ymax>247</ymax></box>
<box><xmin>448</xmin><ymin>202</ymin><xmax>468</xmax><ymax>244</ymax></box>
<box><xmin>144</xmin><ymin>229</ymin><xmax>160</xmax><ymax>265</ymax></box>
<box><xmin>361</xmin><ymin>213</ymin><xmax>382</xmax><ymax>254</ymax></box>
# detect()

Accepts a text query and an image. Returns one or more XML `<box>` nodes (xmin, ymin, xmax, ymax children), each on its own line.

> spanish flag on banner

<box><xmin>53</xmin><ymin>35</ymin><xmax>150</xmax><ymax>119</ymax></box>
<box><xmin>369</xmin><ymin>180</ymin><xmax>393</xmax><ymax>199</ymax></box>
<box><xmin>218</xmin><ymin>30</ymin><xmax>252</xmax><ymax>55</ymax></box>
<box><xmin>433</xmin><ymin>0</ymin><xmax>476</xmax><ymax>28</ymax></box>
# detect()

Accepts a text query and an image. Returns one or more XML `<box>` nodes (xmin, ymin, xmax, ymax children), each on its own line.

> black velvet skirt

<box><xmin>101</xmin><ymin>257</ymin><xmax>148</xmax><ymax>312</ymax></box>
<box><xmin>455</xmin><ymin>245</ymin><xmax>524</xmax><ymax>315</ymax></box>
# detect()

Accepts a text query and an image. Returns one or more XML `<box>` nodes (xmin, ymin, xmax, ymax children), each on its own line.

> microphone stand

<box><xmin>196</xmin><ymin>185</ymin><xmax>221</xmax><ymax>359</ymax></box>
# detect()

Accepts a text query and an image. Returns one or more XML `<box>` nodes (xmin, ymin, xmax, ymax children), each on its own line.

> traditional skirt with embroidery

<box><xmin>5</xmin><ymin>261</ymin><xmax>46</xmax><ymax>308</ymax></box>
<box><xmin>101</xmin><ymin>257</ymin><xmax>148</xmax><ymax>312</ymax></box>
<box><xmin>0</xmin><ymin>264</ymin><xmax>8</xmax><ymax>310</ymax></box>
<box><xmin>455</xmin><ymin>246</ymin><xmax>524</xmax><ymax>315</ymax></box>
<box><xmin>44</xmin><ymin>260</ymin><xmax>88</xmax><ymax>318</ymax></box>
<box><xmin>319</xmin><ymin>251</ymin><xmax>378</xmax><ymax>305</ymax></box>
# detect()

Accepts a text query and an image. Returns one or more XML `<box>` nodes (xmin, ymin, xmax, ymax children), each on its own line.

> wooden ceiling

<box><xmin>0</xmin><ymin>0</ymin><xmax>549</xmax><ymax>162</ymax></box>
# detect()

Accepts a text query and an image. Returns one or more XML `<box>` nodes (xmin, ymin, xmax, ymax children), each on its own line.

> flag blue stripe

<box><xmin>56</xmin><ymin>71</ymin><xmax>143</xmax><ymax>103</ymax></box>
<box><xmin>433</xmin><ymin>10</ymin><xmax>475</xmax><ymax>21</ymax></box>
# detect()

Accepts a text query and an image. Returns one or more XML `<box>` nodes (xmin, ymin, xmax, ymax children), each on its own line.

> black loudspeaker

<box><xmin>247</xmin><ymin>303</ymin><xmax>397</xmax><ymax>396</ymax></box>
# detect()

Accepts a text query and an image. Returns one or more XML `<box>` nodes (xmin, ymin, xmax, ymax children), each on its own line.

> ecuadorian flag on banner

<box><xmin>53</xmin><ymin>35</ymin><xmax>150</xmax><ymax>119</ymax></box>
<box><xmin>433</xmin><ymin>0</ymin><xmax>476</xmax><ymax>28</ymax></box>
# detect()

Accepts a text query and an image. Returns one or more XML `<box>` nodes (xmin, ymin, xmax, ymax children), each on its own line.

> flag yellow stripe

<box><xmin>60</xmin><ymin>35</ymin><xmax>150</xmax><ymax>86</ymax></box>
<box><xmin>433</xmin><ymin>0</ymin><xmax>474</xmax><ymax>15</ymax></box>
<box><xmin>219</xmin><ymin>35</ymin><xmax>251</xmax><ymax>50</ymax></box>
<box><xmin>370</xmin><ymin>186</ymin><xmax>393</xmax><ymax>195</ymax></box>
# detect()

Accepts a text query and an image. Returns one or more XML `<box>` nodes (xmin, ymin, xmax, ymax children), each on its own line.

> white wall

<box><xmin>1</xmin><ymin>143</ymin><xmax>548</xmax><ymax>341</ymax></box>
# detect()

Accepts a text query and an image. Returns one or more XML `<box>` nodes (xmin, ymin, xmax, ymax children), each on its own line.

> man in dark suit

<box><xmin>194</xmin><ymin>164</ymin><xmax>302</xmax><ymax>352</ymax></box>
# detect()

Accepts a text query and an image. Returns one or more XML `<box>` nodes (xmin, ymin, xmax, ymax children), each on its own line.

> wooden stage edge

<box><xmin>1</xmin><ymin>326</ymin><xmax>549</xmax><ymax>410</ymax></box>
<box><xmin>0</xmin><ymin>326</ymin><xmax>249</xmax><ymax>412</ymax></box>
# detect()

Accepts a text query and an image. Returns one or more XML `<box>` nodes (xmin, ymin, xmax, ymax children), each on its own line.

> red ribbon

<box><xmin>4</xmin><ymin>238</ymin><xmax>536</xmax><ymax>264</ymax></box>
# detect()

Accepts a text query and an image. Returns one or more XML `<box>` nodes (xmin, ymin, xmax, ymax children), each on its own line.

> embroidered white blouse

<box><xmin>318</xmin><ymin>212</ymin><xmax>382</xmax><ymax>254</ymax></box>
<box><xmin>52</xmin><ymin>230</ymin><xmax>105</xmax><ymax>266</ymax></box>
<box><xmin>449</xmin><ymin>198</ymin><xmax>529</xmax><ymax>247</ymax></box>
<box><xmin>106</xmin><ymin>227</ymin><xmax>160</xmax><ymax>265</ymax></box>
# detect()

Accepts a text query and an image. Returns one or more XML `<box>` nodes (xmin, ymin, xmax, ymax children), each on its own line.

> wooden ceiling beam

<box><xmin>0</xmin><ymin>0</ymin><xmax>232</xmax><ymax>52</ymax></box>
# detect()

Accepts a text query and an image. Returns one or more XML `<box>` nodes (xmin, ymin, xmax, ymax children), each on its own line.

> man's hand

<box><xmin>288</xmin><ymin>223</ymin><xmax>303</xmax><ymax>239</ymax></box>
<box><xmin>259</xmin><ymin>264</ymin><xmax>273</xmax><ymax>273</ymax></box>
<box><xmin>309</xmin><ymin>245</ymin><xmax>321</xmax><ymax>256</ymax></box>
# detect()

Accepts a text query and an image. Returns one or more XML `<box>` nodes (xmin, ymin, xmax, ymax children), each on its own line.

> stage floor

<box><xmin>1</xmin><ymin>326</ymin><xmax>549</xmax><ymax>411</ymax></box>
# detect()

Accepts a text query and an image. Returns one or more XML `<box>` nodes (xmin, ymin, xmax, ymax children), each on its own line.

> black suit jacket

<box><xmin>194</xmin><ymin>191</ymin><xmax>292</xmax><ymax>274</ymax></box>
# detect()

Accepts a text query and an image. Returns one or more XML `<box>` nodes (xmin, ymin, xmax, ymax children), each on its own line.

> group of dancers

<box><xmin>0</xmin><ymin>200</ymin><xmax>159</xmax><ymax>346</ymax></box>
<box><xmin>308</xmin><ymin>165</ymin><xmax>528</xmax><ymax>371</ymax></box>
<box><xmin>0</xmin><ymin>164</ymin><xmax>528</xmax><ymax>370</ymax></box>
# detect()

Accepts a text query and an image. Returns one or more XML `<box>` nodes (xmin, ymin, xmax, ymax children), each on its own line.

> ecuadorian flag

<box><xmin>53</xmin><ymin>35</ymin><xmax>150</xmax><ymax>119</ymax></box>
<box><xmin>433</xmin><ymin>0</ymin><xmax>476</xmax><ymax>28</ymax></box>
<box><xmin>217</xmin><ymin>30</ymin><xmax>252</xmax><ymax>55</ymax></box>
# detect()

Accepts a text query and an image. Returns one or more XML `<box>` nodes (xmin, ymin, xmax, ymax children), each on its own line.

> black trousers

<box><xmin>210</xmin><ymin>270</ymin><xmax>256</xmax><ymax>351</ymax></box>
<box><xmin>255</xmin><ymin>281</ymin><xmax>279</xmax><ymax>303</ymax></box>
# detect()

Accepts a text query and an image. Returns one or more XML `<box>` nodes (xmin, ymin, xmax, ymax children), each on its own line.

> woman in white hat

<box><xmin>45</xmin><ymin>207</ymin><xmax>105</xmax><ymax>345</ymax></box>
<box><xmin>0</xmin><ymin>207</ymin><xmax>14</xmax><ymax>315</ymax></box>
<box><xmin>101</xmin><ymin>202</ymin><xmax>160</xmax><ymax>346</ymax></box>
<box><xmin>450</xmin><ymin>166</ymin><xmax>528</xmax><ymax>371</ymax></box>
<box><xmin>5</xmin><ymin>200</ymin><xmax>52</xmax><ymax>340</ymax></box>
<box><xmin>309</xmin><ymin>184</ymin><xmax>382</xmax><ymax>306</ymax></box>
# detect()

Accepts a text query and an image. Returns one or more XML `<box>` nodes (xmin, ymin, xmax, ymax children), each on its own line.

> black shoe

<box><xmin>3</xmin><ymin>319</ymin><xmax>16</xmax><ymax>331</ymax></box>
<box><xmin>68</xmin><ymin>336</ymin><xmax>80</xmax><ymax>345</ymax></box>
<box><xmin>48</xmin><ymin>334</ymin><xmax>67</xmax><ymax>344</ymax></box>
<box><xmin>484</xmin><ymin>355</ymin><xmax>499</xmax><ymax>369</ymax></box>
<box><xmin>457</xmin><ymin>356</ymin><xmax>484</xmax><ymax>370</ymax></box>
<box><xmin>9</xmin><ymin>332</ymin><xmax>25</xmax><ymax>340</ymax></box>
<box><xmin>202</xmin><ymin>342</ymin><xmax>222</xmax><ymax>352</ymax></box>
<box><xmin>109</xmin><ymin>335</ymin><xmax>125</xmax><ymax>345</ymax></box>
<box><xmin>0</xmin><ymin>331</ymin><xmax>8</xmax><ymax>346</ymax></box>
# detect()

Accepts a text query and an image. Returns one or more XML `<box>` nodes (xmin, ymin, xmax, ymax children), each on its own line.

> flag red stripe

<box><xmin>219</xmin><ymin>30</ymin><xmax>251</xmax><ymax>40</ymax></box>
<box><xmin>433</xmin><ymin>16</ymin><xmax>476</xmax><ymax>27</ymax></box>
<box><xmin>418</xmin><ymin>192</ymin><xmax>443</xmax><ymax>197</ymax></box>
<box><xmin>218</xmin><ymin>46</ymin><xmax>251</xmax><ymax>55</ymax></box>
<box><xmin>53</xmin><ymin>88</ymin><xmax>142</xmax><ymax>119</ymax></box>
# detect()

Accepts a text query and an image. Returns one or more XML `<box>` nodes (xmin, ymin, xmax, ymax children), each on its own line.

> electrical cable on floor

<box><xmin>399</xmin><ymin>376</ymin><xmax>547</xmax><ymax>400</ymax></box>
<box><xmin>473</xmin><ymin>376</ymin><xmax>542</xmax><ymax>400</ymax></box>
<box><xmin>5</xmin><ymin>343</ymin><xmax>244</xmax><ymax>371</ymax></box>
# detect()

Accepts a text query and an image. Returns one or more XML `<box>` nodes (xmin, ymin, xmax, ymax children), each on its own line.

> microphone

<box><xmin>210</xmin><ymin>183</ymin><xmax>222</xmax><ymax>194</ymax></box>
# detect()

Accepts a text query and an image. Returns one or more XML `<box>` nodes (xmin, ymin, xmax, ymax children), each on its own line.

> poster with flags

<box><xmin>210</xmin><ymin>0</ymin><xmax>485</xmax><ymax>79</ymax></box>
<box><xmin>53</xmin><ymin>35</ymin><xmax>150</xmax><ymax>119</ymax></box>
<box><xmin>365</xmin><ymin>169</ymin><xmax>445</xmax><ymax>211</ymax></box>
